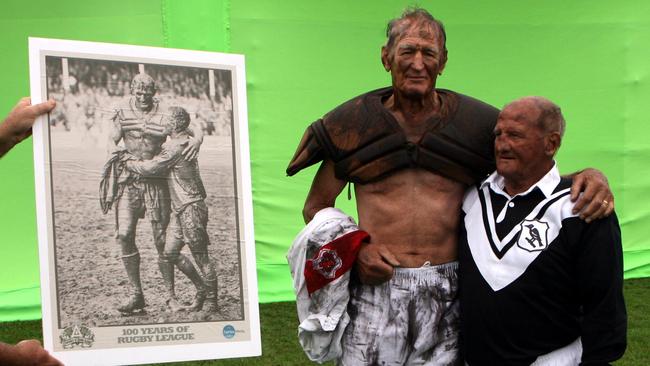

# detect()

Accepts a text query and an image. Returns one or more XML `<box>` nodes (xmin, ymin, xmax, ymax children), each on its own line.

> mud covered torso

<box><xmin>113</xmin><ymin>98</ymin><xmax>168</xmax><ymax>160</ymax></box>
<box><xmin>287</xmin><ymin>87</ymin><xmax>499</xmax><ymax>185</ymax></box>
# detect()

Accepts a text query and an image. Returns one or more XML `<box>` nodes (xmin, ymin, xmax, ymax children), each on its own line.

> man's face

<box><xmin>133</xmin><ymin>87</ymin><xmax>155</xmax><ymax>111</ymax></box>
<box><xmin>163</xmin><ymin>116</ymin><xmax>176</xmax><ymax>135</ymax></box>
<box><xmin>382</xmin><ymin>25</ymin><xmax>447</xmax><ymax>99</ymax></box>
<box><xmin>494</xmin><ymin>100</ymin><xmax>551</xmax><ymax>183</ymax></box>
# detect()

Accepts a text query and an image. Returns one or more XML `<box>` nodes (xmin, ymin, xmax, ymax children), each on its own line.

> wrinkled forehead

<box><xmin>132</xmin><ymin>84</ymin><xmax>155</xmax><ymax>94</ymax></box>
<box><xmin>499</xmin><ymin>100</ymin><xmax>541</xmax><ymax>124</ymax></box>
<box><xmin>394</xmin><ymin>18</ymin><xmax>443</xmax><ymax>45</ymax></box>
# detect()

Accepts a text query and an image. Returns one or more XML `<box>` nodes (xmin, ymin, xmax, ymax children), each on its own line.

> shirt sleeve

<box><xmin>575</xmin><ymin>213</ymin><xmax>627</xmax><ymax>365</ymax></box>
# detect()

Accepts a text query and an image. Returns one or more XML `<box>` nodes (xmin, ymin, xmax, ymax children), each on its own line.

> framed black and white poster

<box><xmin>29</xmin><ymin>38</ymin><xmax>259</xmax><ymax>365</ymax></box>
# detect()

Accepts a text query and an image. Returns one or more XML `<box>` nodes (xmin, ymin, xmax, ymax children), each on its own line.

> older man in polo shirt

<box><xmin>458</xmin><ymin>96</ymin><xmax>627</xmax><ymax>365</ymax></box>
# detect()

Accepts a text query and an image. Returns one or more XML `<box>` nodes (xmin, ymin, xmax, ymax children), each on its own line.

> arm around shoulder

<box><xmin>182</xmin><ymin>120</ymin><xmax>204</xmax><ymax>161</ymax></box>
<box><xmin>567</xmin><ymin>168</ymin><xmax>614</xmax><ymax>222</ymax></box>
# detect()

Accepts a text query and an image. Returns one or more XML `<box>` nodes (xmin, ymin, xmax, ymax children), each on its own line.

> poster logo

<box><xmin>60</xmin><ymin>324</ymin><xmax>95</xmax><ymax>349</ymax></box>
<box><xmin>223</xmin><ymin>325</ymin><xmax>235</xmax><ymax>339</ymax></box>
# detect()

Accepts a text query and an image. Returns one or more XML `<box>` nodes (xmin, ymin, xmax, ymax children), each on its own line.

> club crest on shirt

<box><xmin>312</xmin><ymin>248</ymin><xmax>343</xmax><ymax>279</ymax></box>
<box><xmin>517</xmin><ymin>219</ymin><xmax>549</xmax><ymax>252</ymax></box>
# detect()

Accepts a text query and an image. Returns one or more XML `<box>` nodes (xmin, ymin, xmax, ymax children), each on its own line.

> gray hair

<box><xmin>385</xmin><ymin>7</ymin><xmax>447</xmax><ymax>56</ymax></box>
<box><xmin>529</xmin><ymin>96</ymin><xmax>566</xmax><ymax>138</ymax></box>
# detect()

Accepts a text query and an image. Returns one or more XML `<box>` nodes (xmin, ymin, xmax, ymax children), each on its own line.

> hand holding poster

<box><xmin>28</xmin><ymin>38</ymin><xmax>259</xmax><ymax>365</ymax></box>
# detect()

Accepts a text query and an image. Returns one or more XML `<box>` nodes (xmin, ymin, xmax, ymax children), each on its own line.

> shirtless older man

<box><xmin>287</xmin><ymin>8</ymin><xmax>613</xmax><ymax>365</ymax></box>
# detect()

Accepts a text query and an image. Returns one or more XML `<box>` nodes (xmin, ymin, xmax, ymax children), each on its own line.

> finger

<box><xmin>17</xmin><ymin>338</ymin><xmax>42</xmax><ymax>346</ymax></box>
<box><xmin>571</xmin><ymin>191</ymin><xmax>593</xmax><ymax>215</ymax></box>
<box><xmin>30</xmin><ymin>99</ymin><xmax>56</xmax><ymax>115</ymax></box>
<box><xmin>584</xmin><ymin>194</ymin><xmax>614</xmax><ymax>222</ymax></box>
<box><xmin>184</xmin><ymin>148</ymin><xmax>197</xmax><ymax>161</ymax></box>
<box><xmin>580</xmin><ymin>190</ymin><xmax>607</xmax><ymax>222</ymax></box>
<box><xmin>356</xmin><ymin>257</ymin><xmax>393</xmax><ymax>285</ymax></box>
<box><xmin>583</xmin><ymin>204</ymin><xmax>604</xmax><ymax>223</ymax></box>
<box><xmin>572</xmin><ymin>173</ymin><xmax>602</xmax><ymax>215</ymax></box>
<box><xmin>379</xmin><ymin>248</ymin><xmax>401</xmax><ymax>267</ymax></box>
<box><xmin>604</xmin><ymin>196</ymin><xmax>615</xmax><ymax>216</ymax></box>
<box><xmin>18</xmin><ymin>97</ymin><xmax>31</xmax><ymax>106</ymax></box>
<box><xmin>570</xmin><ymin>173</ymin><xmax>585</xmax><ymax>203</ymax></box>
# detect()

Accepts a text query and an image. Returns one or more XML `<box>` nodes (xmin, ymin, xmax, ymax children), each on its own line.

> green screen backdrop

<box><xmin>1</xmin><ymin>0</ymin><xmax>649</xmax><ymax>320</ymax></box>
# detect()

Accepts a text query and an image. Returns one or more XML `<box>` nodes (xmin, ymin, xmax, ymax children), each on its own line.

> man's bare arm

<box><xmin>107</xmin><ymin>111</ymin><xmax>122</xmax><ymax>154</ymax></box>
<box><xmin>303</xmin><ymin>160</ymin><xmax>346</xmax><ymax>223</ymax></box>
<box><xmin>182</xmin><ymin>120</ymin><xmax>204</xmax><ymax>161</ymax></box>
<box><xmin>567</xmin><ymin>168</ymin><xmax>614</xmax><ymax>223</ymax></box>
<box><xmin>126</xmin><ymin>142</ymin><xmax>185</xmax><ymax>176</ymax></box>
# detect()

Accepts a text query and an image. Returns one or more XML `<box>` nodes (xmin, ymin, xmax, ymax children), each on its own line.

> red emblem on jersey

<box><xmin>304</xmin><ymin>230</ymin><xmax>369</xmax><ymax>294</ymax></box>
<box><xmin>312</xmin><ymin>248</ymin><xmax>343</xmax><ymax>279</ymax></box>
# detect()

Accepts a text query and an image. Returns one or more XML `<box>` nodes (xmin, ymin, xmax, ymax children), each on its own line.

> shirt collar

<box><xmin>480</xmin><ymin>162</ymin><xmax>560</xmax><ymax>199</ymax></box>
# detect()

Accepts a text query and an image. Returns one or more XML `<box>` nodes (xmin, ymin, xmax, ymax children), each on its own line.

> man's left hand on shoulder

<box><xmin>182</xmin><ymin>137</ymin><xmax>201</xmax><ymax>161</ymax></box>
<box><xmin>570</xmin><ymin>168</ymin><xmax>614</xmax><ymax>223</ymax></box>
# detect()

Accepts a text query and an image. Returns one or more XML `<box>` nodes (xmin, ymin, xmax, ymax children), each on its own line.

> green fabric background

<box><xmin>0</xmin><ymin>0</ymin><xmax>649</xmax><ymax>320</ymax></box>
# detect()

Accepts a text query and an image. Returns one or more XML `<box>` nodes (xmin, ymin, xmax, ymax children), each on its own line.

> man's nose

<box><xmin>495</xmin><ymin>138</ymin><xmax>508</xmax><ymax>151</ymax></box>
<box><xmin>411</xmin><ymin>52</ymin><xmax>425</xmax><ymax>69</ymax></box>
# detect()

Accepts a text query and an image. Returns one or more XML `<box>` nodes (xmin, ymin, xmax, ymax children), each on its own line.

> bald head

<box><xmin>505</xmin><ymin>96</ymin><xmax>566</xmax><ymax>141</ymax></box>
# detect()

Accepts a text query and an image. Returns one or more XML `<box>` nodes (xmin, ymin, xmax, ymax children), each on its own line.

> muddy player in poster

<box><xmin>124</xmin><ymin>106</ymin><xmax>219</xmax><ymax>313</ymax></box>
<box><xmin>44</xmin><ymin>55</ymin><xmax>243</xmax><ymax>327</ymax></box>
<box><xmin>102</xmin><ymin>73</ymin><xmax>206</xmax><ymax>315</ymax></box>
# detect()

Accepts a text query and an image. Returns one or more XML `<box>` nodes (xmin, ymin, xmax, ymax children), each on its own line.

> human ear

<box><xmin>438</xmin><ymin>49</ymin><xmax>448</xmax><ymax>75</ymax></box>
<box><xmin>545</xmin><ymin>133</ymin><xmax>561</xmax><ymax>156</ymax></box>
<box><xmin>381</xmin><ymin>46</ymin><xmax>391</xmax><ymax>71</ymax></box>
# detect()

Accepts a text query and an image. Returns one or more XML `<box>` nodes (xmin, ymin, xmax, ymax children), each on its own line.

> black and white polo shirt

<box><xmin>458</xmin><ymin>165</ymin><xmax>626</xmax><ymax>366</ymax></box>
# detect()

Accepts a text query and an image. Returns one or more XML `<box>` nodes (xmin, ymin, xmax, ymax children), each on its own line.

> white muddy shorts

<box><xmin>339</xmin><ymin>262</ymin><xmax>460</xmax><ymax>366</ymax></box>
